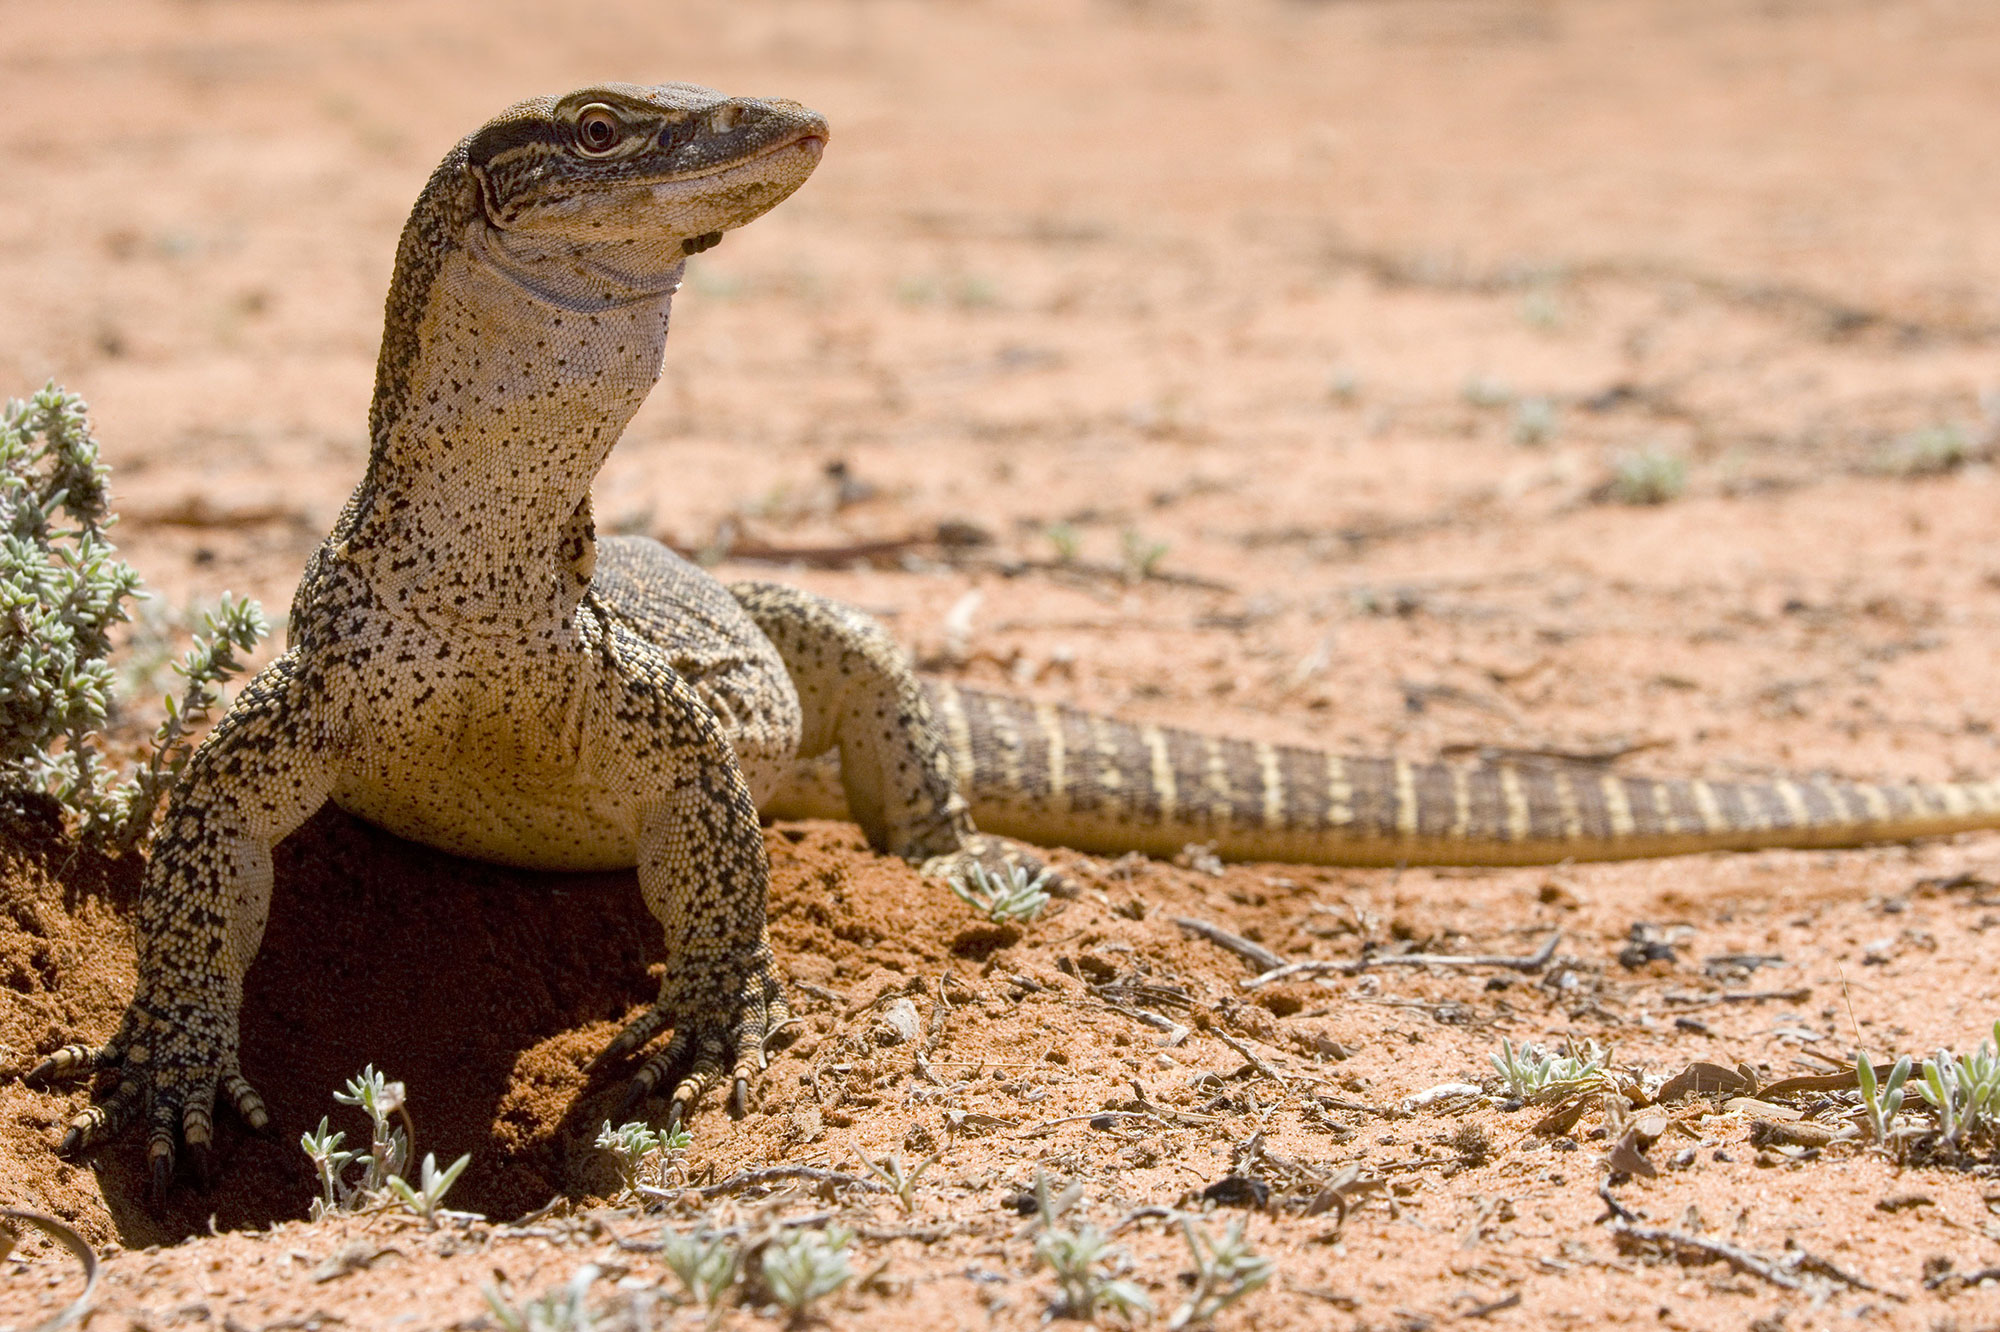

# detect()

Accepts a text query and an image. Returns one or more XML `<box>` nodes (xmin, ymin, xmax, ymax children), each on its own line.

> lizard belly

<box><xmin>330</xmin><ymin>632</ymin><xmax>650</xmax><ymax>872</ymax></box>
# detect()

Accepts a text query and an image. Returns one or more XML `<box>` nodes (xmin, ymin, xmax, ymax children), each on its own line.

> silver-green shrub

<box><xmin>0</xmin><ymin>382</ymin><xmax>264</xmax><ymax>847</ymax></box>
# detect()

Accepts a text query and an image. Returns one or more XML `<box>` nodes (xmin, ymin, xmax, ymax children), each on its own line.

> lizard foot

<box><xmin>594</xmin><ymin>945</ymin><xmax>790</xmax><ymax>1129</ymax></box>
<box><xmin>921</xmin><ymin>834</ymin><xmax>1076</xmax><ymax>899</ymax></box>
<box><xmin>24</xmin><ymin>1007</ymin><xmax>269</xmax><ymax>1204</ymax></box>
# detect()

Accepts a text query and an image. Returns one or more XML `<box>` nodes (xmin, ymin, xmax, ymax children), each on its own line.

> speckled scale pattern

<box><xmin>27</xmin><ymin>83</ymin><xmax>841</xmax><ymax>1195</ymax></box>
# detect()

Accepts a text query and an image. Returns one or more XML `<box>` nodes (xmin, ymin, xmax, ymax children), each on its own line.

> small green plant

<box><xmin>1045</xmin><ymin>522</ymin><xmax>1081</xmax><ymax>564</ymax></box>
<box><xmin>661</xmin><ymin>1226</ymin><xmax>738</xmax><ymax>1312</ymax></box>
<box><xmin>1</xmin><ymin>382</ymin><xmax>265</xmax><ymax>847</ymax></box>
<box><xmin>332</xmin><ymin>1064</ymin><xmax>409</xmax><ymax>1189</ymax></box>
<box><xmin>300</xmin><ymin>1117</ymin><xmax>360</xmax><ymax>1220</ymax></box>
<box><xmin>1490</xmin><ymin>1037</ymin><xmax>1608</xmax><ymax>1100</ymax></box>
<box><xmin>857</xmin><ymin>1146</ymin><xmax>939</xmax><ymax>1214</ymax></box>
<box><xmin>1511</xmin><ymin>396</ymin><xmax>1557</xmax><ymax>446</ymax></box>
<box><xmin>1520</xmin><ymin>288</ymin><xmax>1563</xmax><ymax>331</ymax></box>
<box><xmin>1168</xmin><ymin>1217</ymin><xmax>1270</xmax><ymax>1329</ymax></box>
<box><xmin>485</xmin><ymin>1264</ymin><xmax>601</xmax><ymax>1332</ymax></box>
<box><xmin>595</xmin><ymin>1119</ymin><xmax>691</xmax><ymax>1199</ymax></box>
<box><xmin>949</xmin><ymin>860</ymin><xmax>1051</xmax><ymax>923</ymax></box>
<box><xmin>1029</xmin><ymin>1174</ymin><xmax>1150</xmax><ymax>1322</ymax></box>
<box><xmin>1874</xmin><ymin>422</ymin><xmax>1972</xmax><ymax>477</ymax></box>
<box><xmin>1856</xmin><ymin>1049</ymin><xmax>1912</xmax><ymax>1145</ymax></box>
<box><xmin>1461</xmin><ymin>375</ymin><xmax>1513</xmax><ymax>409</ymax></box>
<box><xmin>1034</xmin><ymin>1220</ymin><xmax>1152</xmax><ymax>1322</ymax></box>
<box><xmin>1326</xmin><ymin>366</ymin><xmax>1361</xmax><ymax>403</ymax></box>
<box><xmin>760</xmin><ymin>1224</ymin><xmax>853</xmax><ymax>1323</ymax></box>
<box><xmin>386</xmin><ymin>1149</ymin><xmax>472</xmax><ymax>1225</ymax></box>
<box><xmin>1915</xmin><ymin>1021</ymin><xmax>2000</xmax><ymax>1151</ymax></box>
<box><xmin>303</xmin><ymin>1065</ymin><xmax>466</xmax><ymax>1221</ymax></box>
<box><xmin>1607</xmin><ymin>446</ymin><xmax>1686</xmax><ymax>505</ymax></box>
<box><xmin>1120</xmin><ymin>528</ymin><xmax>1170</xmax><ymax>580</ymax></box>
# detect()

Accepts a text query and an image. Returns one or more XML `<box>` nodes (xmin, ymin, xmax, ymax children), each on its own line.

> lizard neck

<box><xmin>338</xmin><ymin>153</ymin><xmax>684</xmax><ymax>630</ymax></box>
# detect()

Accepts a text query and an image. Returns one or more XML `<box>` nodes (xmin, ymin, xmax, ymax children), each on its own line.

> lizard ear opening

<box><xmin>465</xmin><ymin>161</ymin><xmax>510</xmax><ymax>229</ymax></box>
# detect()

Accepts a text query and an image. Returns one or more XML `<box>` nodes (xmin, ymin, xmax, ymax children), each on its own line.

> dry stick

<box><xmin>672</xmin><ymin>529</ymin><xmax>1236</xmax><ymax>592</ymax></box>
<box><xmin>1660</xmin><ymin>988</ymin><xmax>1813</xmax><ymax>1007</ymax></box>
<box><xmin>0</xmin><ymin>1208</ymin><xmax>99</xmax><ymax>1332</ymax></box>
<box><xmin>1242</xmin><ymin>930</ymin><xmax>1561</xmax><ymax>989</ymax></box>
<box><xmin>1172</xmin><ymin>917</ymin><xmax>1285</xmax><ymax>972</ymax></box>
<box><xmin>1611</xmin><ymin>1225</ymin><xmax>1801</xmax><ymax>1291</ymax></box>
<box><xmin>639</xmin><ymin>1165</ymin><xmax>888</xmax><ymax>1202</ymax></box>
<box><xmin>1214</xmin><ymin>1031</ymin><xmax>1289</xmax><ymax>1084</ymax></box>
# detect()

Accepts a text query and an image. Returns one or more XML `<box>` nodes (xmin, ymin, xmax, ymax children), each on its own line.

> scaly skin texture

<box><xmin>28</xmin><ymin>82</ymin><xmax>2000</xmax><ymax>1202</ymax></box>
<box><xmin>28</xmin><ymin>84</ymin><xmax>854</xmax><ymax>1199</ymax></box>
<box><xmin>769</xmin><ymin>683</ymin><xmax>2000</xmax><ymax>866</ymax></box>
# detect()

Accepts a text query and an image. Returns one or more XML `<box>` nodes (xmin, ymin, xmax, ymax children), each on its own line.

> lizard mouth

<box><xmin>756</xmin><ymin>128</ymin><xmax>826</xmax><ymax>162</ymax></box>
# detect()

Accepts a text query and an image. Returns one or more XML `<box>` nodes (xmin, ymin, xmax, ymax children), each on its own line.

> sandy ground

<box><xmin>8</xmin><ymin>0</ymin><xmax>2000</xmax><ymax>1327</ymax></box>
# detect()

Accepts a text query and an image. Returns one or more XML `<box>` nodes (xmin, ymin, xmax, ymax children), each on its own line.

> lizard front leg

<box><xmin>585</xmin><ymin>630</ymin><xmax>787</xmax><ymax>1127</ymax></box>
<box><xmin>25</xmin><ymin>651</ymin><xmax>341</xmax><ymax>1198</ymax></box>
<box><xmin>729</xmin><ymin>581</ymin><xmax>1053</xmax><ymax>886</ymax></box>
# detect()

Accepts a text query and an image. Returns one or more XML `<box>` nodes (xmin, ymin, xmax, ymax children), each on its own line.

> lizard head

<box><xmin>459</xmin><ymin>82</ymin><xmax>828</xmax><ymax>275</ymax></box>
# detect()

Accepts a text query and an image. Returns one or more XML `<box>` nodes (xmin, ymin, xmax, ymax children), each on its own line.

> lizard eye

<box><xmin>576</xmin><ymin>106</ymin><xmax>623</xmax><ymax>155</ymax></box>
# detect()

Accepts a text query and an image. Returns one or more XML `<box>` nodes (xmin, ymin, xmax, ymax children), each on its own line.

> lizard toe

<box><xmin>186</xmin><ymin>1139</ymin><xmax>217</xmax><ymax>1195</ymax></box>
<box><xmin>665</xmin><ymin>1034</ymin><xmax>726</xmax><ymax>1127</ymax></box>
<box><xmin>25</xmin><ymin>1043</ymin><xmax>118</xmax><ymax>1088</ymax></box>
<box><xmin>617</xmin><ymin>1028</ymin><xmax>692</xmax><ymax>1119</ymax></box>
<box><xmin>57</xmin><ymin>1073</ymin><xmax>143</xmax><ymax>1156</ymax></box>
<box><xmin>221</xmin><ymin>1072</ymin><xmax>270</xmax><ymax>1134</ymax></box>
<box><xmin>593</xmin><ymin>1005</ymin><xmax>674</xmax><ymax>1074</ymax></box>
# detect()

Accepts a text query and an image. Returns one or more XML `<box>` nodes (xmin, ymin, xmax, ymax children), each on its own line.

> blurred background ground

<box><xmin>6</xmin><ymin>1</ymin><xmax>2000</xmax><ymax>1328</ymax></box>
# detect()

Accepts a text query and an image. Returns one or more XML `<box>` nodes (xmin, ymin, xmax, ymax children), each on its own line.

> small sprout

<box><xmin>1168</xmin><ymin>1217</ymin><xmax>1271</xmax><ymax>1329</ymax></box>
<box><xmin>857</xmin><ymin>1146</ymin><xmax>938</xmax><ymax>1213</ymax></box>
<box><xmin>1914</xmin><ymin>1025</ymin><xmax>2000</xmax><ymax>1151</ymax></box>
<box><xmin>1034</xmin><ymin>1220</ymin><xmax>1151</xmax><ymax>1322</ymax></box>
<box><xmin>1490</xmin><ymin>1038</ymin><xmax>1608</xmax><ymax>1100</ymax></box>
<box><xmin>1511</xmin><ymin>396</ymin><xmax>1558</xmax><ymax>446</ymax></box>
<box><xmin>1520</xmin><ymin>288</ymin><xmax>1563</xmax><ymax>330</ymax></box>
<box><xmin>894</xmin><ymin>275</ymin><xmax>937</xmax><ymax>306</ymax></box>
<box><xmin>1461</xmin><ymin>375</ymin><xmax>1513</xmax><ymax>409</ymax></box>
<box><xmin>300</xmin><ymin>1117</ymin><xmax>356</xmax><ymax>1221</ymax></box>
<box><xmin>386</xmin><ymin>1150</ymin><xmax>471</xmax><ymax>1226</ymax></box>
<box><xmin>1120</xmin><ymin>529</ymin><xmax>1170</xmax><ymax>580</ymax></box>
<box><xmin>333</xmin><ymin>1064</ymin><xmax>408</xmax><ymax>1190</ymax></box>
<box><xmin>953</xmin><ymin>274</ymin><xmax>1000</xmax><ymax>309</ymax></box>
<box><xmin>661</xmin><ymin>1226</ymin><xmax>738</xmax><ymax>1310</ymax></box>
<box><xmin>1874</xmin><ymin>422</ymin><xmax>1973</xmax><ymax>477</ymax></box>
<box><xmin>596</xmin><ymin>1119</ymin><xmax>691</xmax><ymax>1199</ymax></box>
<box><xmin>1326</xmin><ymin>366</ymin><xmax>1361</xmax><ymax>403</ymax></box>
<box><xmin>760</xmin><ymin>1225</ymin><xmax>854</xmax><ymax>1323</ymax></box>
<box><xmin>1607</xmin><ymin>446</ymin><xmax>1686</xmax><ymax>505</ymax></box>
<box><xmin>485</xmin><ymin>1264</ymin><xmax>601</xmax><ymax>1332</ymax></box>
<box><xmin>1856</xmin><ymin>1049</ymin><xmax>1911</xmax><ymax>1145</ymax></box>
<box><xmin>1045</xmin><ymin>522</ymin><xmax>1081</xmax><ymax>564</ymax></box>
<box><xmin>949</xmin><ymin>860</ymin><xmax>1051</xmax><ymax>923</ymax></box>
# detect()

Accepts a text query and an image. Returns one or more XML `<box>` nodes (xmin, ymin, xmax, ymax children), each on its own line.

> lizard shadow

<box><xmin>92</xmin><ymin>803</ymin><xmax>663</xmax><ymax>1243</ymax></box>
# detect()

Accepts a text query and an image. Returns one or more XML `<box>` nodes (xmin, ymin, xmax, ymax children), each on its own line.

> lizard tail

<box><xmin>764</xmin><ymin>681</ymin><xmax>2000</xmax><ymax>867</ymax></box>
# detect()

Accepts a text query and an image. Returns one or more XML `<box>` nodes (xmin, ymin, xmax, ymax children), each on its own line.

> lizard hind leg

<box><xmin>731</xmin><ymin>581</ymin><xmax>1067</xmax><ymax>894</ymax></box>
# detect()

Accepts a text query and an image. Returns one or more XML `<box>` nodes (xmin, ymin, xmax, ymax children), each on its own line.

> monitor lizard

<box><xmin>25</xmin><ymin>82</ymin><xmax>2000</xmax><ymax>1201</ymax></box>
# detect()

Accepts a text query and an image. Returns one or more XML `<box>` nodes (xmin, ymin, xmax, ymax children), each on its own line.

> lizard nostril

<box><xmin>710</xmin><ymin>103</ymin><xmax>743</xmax><ymax>133</ymax></box>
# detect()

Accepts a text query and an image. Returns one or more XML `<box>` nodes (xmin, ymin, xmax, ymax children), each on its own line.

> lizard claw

<box><xmin>597</xmin><ymin>945</ymin><xmax>785</xmax><ymax>1129</ymax></box>
<box><xmin>147</xmin><ymin>1146</ymin><xmax>174</xmax><ymax>1209</ymax></box>
<box><xmin>186</xmin><ymin>1140</ymin><xmax>217</xmax><ymax>1194</ymax></box>
<box><xmin>25</xmin><ymin>1042</ymin><xmax>117</xmax><ymax>1088</ymax></box>
<box><xmin>28</xmin><ymin>1010</ymin><xmax>266</xmax><ymax>1206</ymax></box>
